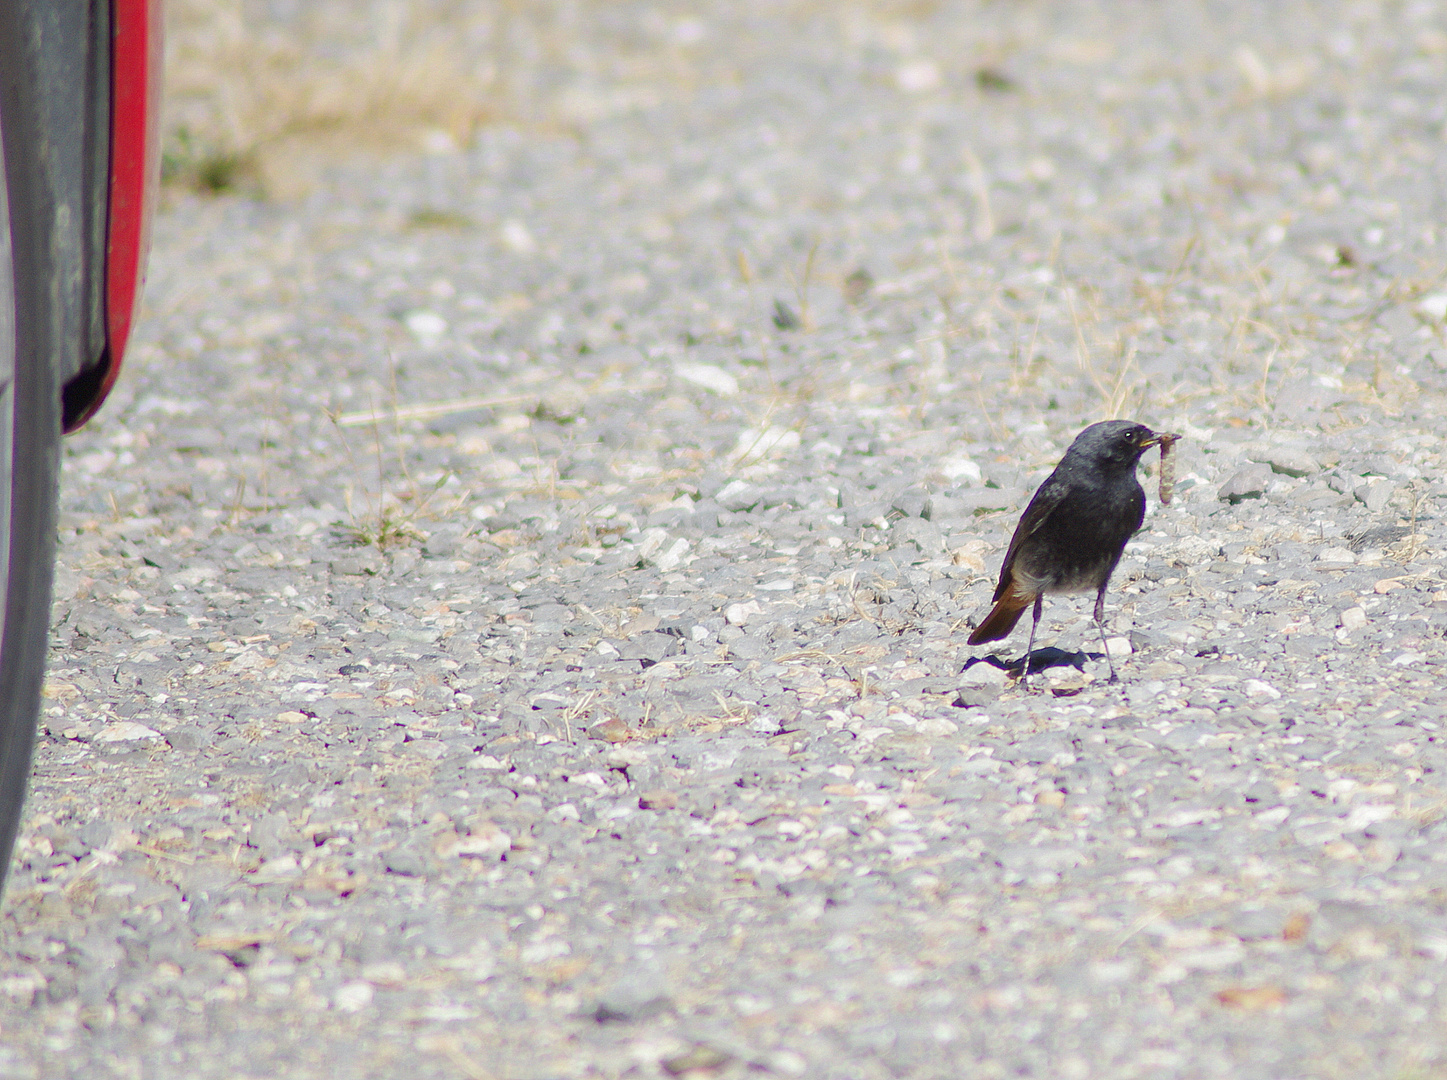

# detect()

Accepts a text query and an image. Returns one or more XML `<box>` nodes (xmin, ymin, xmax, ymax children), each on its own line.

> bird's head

<box><xmin>1070</xmin><ymin>420</ymin><xmax>1178</xmax><ymax>471</ymax></box>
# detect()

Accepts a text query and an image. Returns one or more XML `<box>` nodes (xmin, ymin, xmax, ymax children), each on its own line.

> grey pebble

<box><xmin>593</xmin><ymin>968</ymin><xmax>674</xmax><ymax>1023</ymax></box>
<box><xmin>1356</xmin><ymin>480</ymin><xmax>1397</xmax><ymax>513</ymax></box>
<box><xmin>381</xmin><ymin>848</ymin><xmax>427</xmax><ymax>878</ymax></box>
<box><xmin>952</xmin><ymin>686</ymin><xmax>1000</xmax><ymax>709</ymax></box>
<box><xmin>1251</xmin><ymin>445</ymin><xmax>1320</xmax><ymax>478</ymax></box>
<box><xmin>329</xmin><ymin>552</ymin><xmax>383</xmax><ymax>576</ymax></box>
<box><xmin>1217</xmin><ymin>463</ymin><xmax>1274</xmax><ymax>503</ymax></box>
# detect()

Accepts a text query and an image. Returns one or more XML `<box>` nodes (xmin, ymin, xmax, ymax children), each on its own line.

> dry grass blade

<box><xmin>325</xmin><ymin>400</ymin><xmax>443</xmax><ymax>551</ymax></box>
<box><xmin>784</xmin><ymin>240</ymin><xmax>821</xmax><ymax>332</ymax></box>
<box><xmin>961</xmin><ymin>144</ymin><xmax>994</xmax><ymax>241</ymax></box>
<box><xmin>334</xmin><ymin>392</ymin><xmax>536</xmax><ymax>429</ymax></box>
<box><xmin>1066</xmin><ymin>287</ymin><xmax>1145</xmax><ymax>419</ymax></box>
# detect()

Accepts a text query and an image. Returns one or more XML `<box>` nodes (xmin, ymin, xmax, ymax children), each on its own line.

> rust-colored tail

<box><xmin>967</xmin><ymin>589</ymin><xmax>1034</xmax><ymax>645</ymax></box>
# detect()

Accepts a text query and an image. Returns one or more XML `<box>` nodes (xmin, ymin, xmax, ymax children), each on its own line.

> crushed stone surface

<box><xmin>6</xmin><ymin>3</ymin><xmax>1447</xmax><ymax>1078</ymax></box>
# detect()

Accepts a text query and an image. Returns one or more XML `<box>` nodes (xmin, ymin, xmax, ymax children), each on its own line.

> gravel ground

<box><xmin>7</xmin><ymin>2</ymin><xmax>1447</xmax><ymax>1077</ymax></box>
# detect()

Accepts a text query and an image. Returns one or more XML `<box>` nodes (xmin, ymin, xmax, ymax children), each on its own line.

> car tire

<box><xmin>0</xmin><ymin>103</ymin><xmax>65</xmax><ymax>891</ymax></box>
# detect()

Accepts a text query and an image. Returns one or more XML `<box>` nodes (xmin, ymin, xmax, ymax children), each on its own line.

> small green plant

<box><xmin>336</xmin><ymin>505</ymin><xmax>428</xmax><ymax>551</ymax></box>
<box><xmin>325</xmin><ymin>374</ymin><xmax>461</xmax><ymax>553</ymax></box>
<box><xmin>162</xmin><ymin>127</ymin><xmax>256</xmax><ymax>195</ymax></box>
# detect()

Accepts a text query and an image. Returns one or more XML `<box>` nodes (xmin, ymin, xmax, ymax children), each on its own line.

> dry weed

<box><xmin>164</xmin><ymin>0</ymin><xmax>506</xmax><ymax>195</ymax></box>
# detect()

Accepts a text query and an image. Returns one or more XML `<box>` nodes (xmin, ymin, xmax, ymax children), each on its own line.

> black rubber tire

<box><xmin>0</xmin><ymin>96</ymin><xmax>65</xmax><ymax>897</ymax></box>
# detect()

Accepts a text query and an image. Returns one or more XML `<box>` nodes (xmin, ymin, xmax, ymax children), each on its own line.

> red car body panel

<box><xmin>64</xmin><ymin>0</ymin><xmax>162</xmax><ymax>433</ymax></box>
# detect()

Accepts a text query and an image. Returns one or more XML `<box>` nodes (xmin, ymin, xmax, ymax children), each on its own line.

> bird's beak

<box><xmin>1138</xmin><ymin>430</ymin><xmax>1181</xmax><ymax>449</ymax></box>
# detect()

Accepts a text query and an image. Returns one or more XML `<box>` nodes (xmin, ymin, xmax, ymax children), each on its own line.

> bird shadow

<box><xmin>964</xmin><ymin>646</ymin><xmax>1101</xmax><ymax>679</ymax></box>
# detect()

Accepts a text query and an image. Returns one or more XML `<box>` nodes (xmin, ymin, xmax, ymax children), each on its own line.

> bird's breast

<box><xmin>1010</xmin><ymin>481</ymin><xmax>1144</xmax><ymax>594</ymax></box>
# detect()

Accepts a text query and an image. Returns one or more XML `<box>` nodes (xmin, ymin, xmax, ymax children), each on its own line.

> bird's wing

<box><xmin>991</xmin><ymin>472</ymin><xmax>1070</xmax><ymax>601</ymax></box>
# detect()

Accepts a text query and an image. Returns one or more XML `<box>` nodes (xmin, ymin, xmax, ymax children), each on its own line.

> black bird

<box><xmin>968</xmin><ymin>420</ymin><xmax>1178</xmax><ymax>686</ymax></box>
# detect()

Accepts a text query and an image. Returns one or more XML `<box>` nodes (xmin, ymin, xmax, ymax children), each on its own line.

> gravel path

<box><xmin>7</xmin><ymin>3</ymin><xmax>1447</xmax><ymax>1077</ymax></box>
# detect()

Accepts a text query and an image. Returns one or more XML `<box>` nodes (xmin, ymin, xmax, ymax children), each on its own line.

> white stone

<box><xmin>1243</xmin><ymin>679</ymin><xmax>1281</xmax><ymax>700</ymax></box>
<box><xmin>403</xmin><ymin>310</ymin><xmax>447</xmax><ymax>339</ymax></box>
<box><xmin>453</xmin><ymin>824</ymin><xmax>511</xmax><ymax>860</ymax></box>
<box><xmin>916</xmin><ymin>716</ymin><xmax>959</xmax><ymax>737</ymax></box>
<box><xmin>728</xmin><ymin>426</ymin><xmax>800</xmax><ymax>462</ymax></box>
<box><xmin>333</xmin><ymin>981</ymin><xmax>374</xmax><ymax>1013</ymax></box>
<box><xmin>714</xmin><ymin>480</ymin><xmax>759</xmax><ymax>511</ymax></box>
<box><xmin>94</xmin><ymin>721</ymin><xmax>163</xmax><ymax>743</ymax></box>
<box><xmin>939</xmin><ymin>457</ymin><xmax>983</xmax><ymax>483</ymax></box>
<box><xmin>1344</xmin><ymin>804</ymin><xmax>1396</xmax><ymax>830</ymax></box>
<box><xmin>499</xmin><ymin>219</ymin><xmax>536</xmax><ymax>253</ymax></box>
<box><xmin>637</xmin><ymin>527</ymin><xmax>670</xmax><ymax>562</ymax></box>
<box><xmin>896</xmin><ymin>59</ymin><xmax>941</xmax><ymax>93</ymax></box>
<box><xmin>673</xmin><ymin>361</ymin><xmax>738</xmax><ymax>396</ymax></box>
<box><xmin>725</xmin><ymin>601</ymin><xmax>763</xmax><ymax>626</ymax></box>
<box><xmin>652</xmin><ymin>538</ymin><xmax>690</xmax><ymax>572</ymax></box>
<box><xmin>1418</xmin><ymin>292</ymin><xmax>1447</xmax><ymax>321</ymax></box>
<box><xmin>958</xmin><ymin>662</ymin><xmax>1009</xmax><ymax>687</ymax></box>
<box><xmin>251</xmin><ymin>856</ymin><xmax>302</xmax><ymax>885</ymax></box>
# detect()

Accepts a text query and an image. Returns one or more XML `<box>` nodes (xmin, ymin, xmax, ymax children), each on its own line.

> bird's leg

<box><xmin>1093</xmin><ymin>586</ymin><xmax>1119</xmax><ymax>683</ymax></box>
<box><xmin>1021</xmin><ymin>594</ymin><xmax>1043</xmax><ymax>691</ymax></box>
